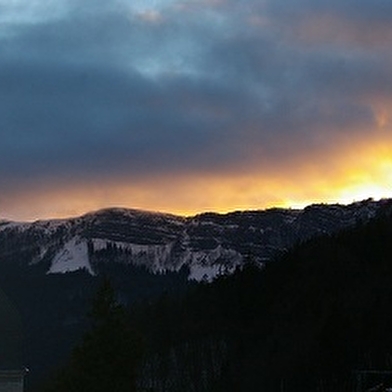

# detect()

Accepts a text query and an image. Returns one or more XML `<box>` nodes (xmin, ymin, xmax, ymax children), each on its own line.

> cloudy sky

<box><xmin>1</xmin><ymin>0</ymin><xmax>392</xmax><ymax>220</ymax></box>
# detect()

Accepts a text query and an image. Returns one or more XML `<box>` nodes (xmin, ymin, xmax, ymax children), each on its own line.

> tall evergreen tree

<box><xmin>48</xmin><ymin>278</ymin><xmax>143</xmax><ymax>392</ymax></box>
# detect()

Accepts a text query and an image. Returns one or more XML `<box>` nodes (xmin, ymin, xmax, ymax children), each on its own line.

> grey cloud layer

<box><xmin>268</xmin><ymin>0</ymin><xmax>392</xmax><ymax>24</ymax></box>
<box><xmin>0</xmin><ymin>0</ymin><xmax>390</xmax><ymax>187</ymax></box>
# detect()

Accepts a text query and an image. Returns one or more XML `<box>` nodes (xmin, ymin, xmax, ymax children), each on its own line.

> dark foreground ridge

<box><xmin>131</xmin><ymin>201</ymin><xmax>392</xmax><ymax>391</ymax></box>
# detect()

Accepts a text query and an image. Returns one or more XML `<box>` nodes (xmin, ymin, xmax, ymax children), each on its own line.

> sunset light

<box><xmin>1</xmin><ymin>0</ymin><xmax>392</xmax><ymax>221</ymax></box>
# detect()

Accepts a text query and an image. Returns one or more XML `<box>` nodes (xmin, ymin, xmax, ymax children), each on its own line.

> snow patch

<box><xmin>91</xmin><ymin>239</ymin><xmax>242</xmax><ymax>281</ymax></box>
<box><xmin>0</xmin><ymin>221</ymin><xmax>32</xmax><ymax>232</ymax></box>
<box><xmin>91</xmin><ymin>239</ymin><xmax>174</xmax><ymax>271</ymax></box>
<box><xmin>31</xmin><ymin>246</ymin><xmax>49</xmax><ymax>265</ymax></box>
<box><xmin>185</xmin><ymin>245</ymin><xmax>243</xmax><ymax>281</ymax></box>
<box><xmin>32</xmin><ymin>219</ymin><xmax>72</xmax><ymax>235</ymax></box>
<box><xmin>49</xmin><ymin>237</ymin><xmax>94</xmax><ymax>275</ymax></box>
<box><xmin>189</xmin><ymin>264</ymin><xmax>223</xmax><ymax>282</ymax></box>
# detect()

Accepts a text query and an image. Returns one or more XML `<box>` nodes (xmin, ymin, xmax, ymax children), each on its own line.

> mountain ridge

<box><xmin>1</xmin><ymin>198</ymin><xmax>390</xmax><ymax>281</ymax></box>
<box><xmin>1</xmin><ymin>198</ymin><xmax>381</xmax><ymax>226</ymax></box>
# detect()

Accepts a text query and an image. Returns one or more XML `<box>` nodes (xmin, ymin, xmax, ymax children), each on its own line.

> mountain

<box><xmin>1</xmin><ymin>198</ymin><xmax>392</xmax><ymax>390</ymax></box>
<box><xmin>0</xmin><ymin>198</ymin><xmax>389</xmax><ymax>282</ymax></box>
<box><xmin>36</xmin><ymin>198</ymin><xmax>392</xmax><ymax>392</ymax></box>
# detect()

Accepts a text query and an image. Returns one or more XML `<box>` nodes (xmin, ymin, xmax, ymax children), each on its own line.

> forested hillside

<box><xmin>127</xmin><ymin>206</ymin><xmax>392</xmax><ymax>391</ymax></box>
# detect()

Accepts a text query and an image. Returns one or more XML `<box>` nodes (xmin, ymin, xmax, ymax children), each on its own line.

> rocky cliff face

<box><xmin>0</xmin><ymin>199</ymin><xmax>389</xmax><ymax>281</ymax></box>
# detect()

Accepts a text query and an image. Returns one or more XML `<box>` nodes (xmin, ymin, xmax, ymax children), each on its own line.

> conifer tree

<box><xmin>49</xmin><ymin>278</ymin><xmax>143</xmax><ymax>392</ymax></box>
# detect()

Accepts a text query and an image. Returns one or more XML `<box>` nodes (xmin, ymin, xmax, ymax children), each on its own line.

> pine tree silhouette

<box><xmin>48</xmin><ymin>278</ymin><xmax>143</xmax><ymax>392</ymax></box>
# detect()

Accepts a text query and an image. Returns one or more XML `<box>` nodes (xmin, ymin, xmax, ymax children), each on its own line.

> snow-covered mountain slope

<box><xmin>49</xmin><ymin>236</ymin><xmax>94</xmax><ymax>275</ymax></box>
<box><xmin>0</xmin><ymin>199</ymin><xmax>390</xmax><ymax>281</ymax></box>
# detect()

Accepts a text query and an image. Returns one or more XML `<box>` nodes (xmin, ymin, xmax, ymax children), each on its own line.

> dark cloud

<box><xmin>267</xmin><ymin>0</ymin><xmax>392</xmax><ymax>24</ymax></box>
<box><xmin>264</xmin><ymin>0</ymin><xmax>392</xmax><ymax>47</ymax></box>
<box><xmin>0</xmin><ymin>0</ymin><xmax>391</xmax><ymax>195</ymax></box>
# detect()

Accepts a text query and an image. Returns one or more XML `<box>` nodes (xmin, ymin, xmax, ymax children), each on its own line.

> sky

<box><xmin>1</xmin><ymin>0</ymin><xmax>392</xmax><ymax>221</ymax></box>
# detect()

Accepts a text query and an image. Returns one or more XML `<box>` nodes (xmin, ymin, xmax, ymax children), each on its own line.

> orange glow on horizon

<box><xmin>2</xmin><ymin>136</ymin><xmax>392</xmax><ymax>222</ymax></box>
